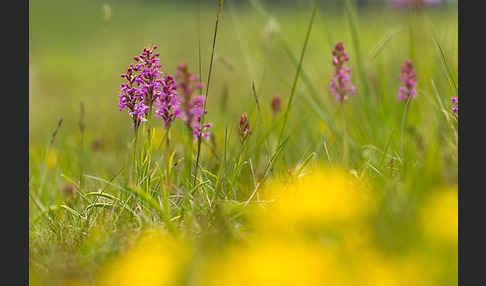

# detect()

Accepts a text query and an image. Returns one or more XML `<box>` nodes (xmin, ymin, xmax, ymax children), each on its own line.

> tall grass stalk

<box><xmin>194</xmin><ymin>0</ymin><xmax>224</xmax><ymax>188</ymax></box>
<box><xmin>433</xmin><ymin>35</ymin><xmax>458</xmax><ymax>95</ymax></box>
<box><xmin>277</xmin><ymin>0</ymin><xmax>318</xmax><ymax>144</ymax></box>
<box><xmin>420</xmin><ymin>9</ymin><xmax>457</xmax><ymax>96</ymax></box>
<box><xmin>247</xmin><ymin>0</ymin><xmax>345</xmax><ymax>145</ymax></box>
<box><xmin>186</xmin><ymin>0</ymin><xmax>202</xmax><ymax>188</ymax></box>
<box><xmin>431</xmin><ymin>79</ymin><xmax>457</xmax><ymax>146</ymax></box>
<box><xmin>251</xmin><ymin>81</ymin><xmax>271</xmax><ymax>161</ymax></box>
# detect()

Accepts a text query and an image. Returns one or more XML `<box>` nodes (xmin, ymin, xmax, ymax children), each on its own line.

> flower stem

<box><xmin>143</xmin><ymin>105</ymin><xmax>154</xmax><ymax>192</ymax></box>
<box><xmin>340</xmin><ymin>101</ymin><xmax>349</xmax><ymax>168</ymax></box>
<box><xmin>400</xmin><ymin>97</ymin><xmax>411</xmax><ymax>156</ymax></box>
<box><xmin>132</xmin><ymin>126</ymin><xmax>139</xmax><ymax>185</ymax></box>
<box><xmin>184</xmin><ymin>130</ymin><xmax>194</xmax><ymax>181</ymax></box>
<box><xmin>164</xmin><ymin>126</ymin><xmax>171</xmax><ymax>215</ymax></box>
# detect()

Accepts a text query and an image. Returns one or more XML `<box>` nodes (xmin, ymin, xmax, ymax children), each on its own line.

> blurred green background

<box><xmin>29</xmin><ymin>0</ymin><xmax>457</xmax><ymax>145</ymax></box>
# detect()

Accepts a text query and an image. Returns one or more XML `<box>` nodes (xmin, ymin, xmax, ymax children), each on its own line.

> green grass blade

<box><xmin>278</xmin><ymin>0</ymin><xmax>318</xmax><ymax>144</ymax></box>
<box><xmin>295</xmin><ymin>152</ymin><xmax>316</xmax><ymax>177</ymax></box>
<box><xmin>84</xmin><ymin>174</ymin><xmax>175</xmax><ymax>233</ymax></box>
<box><xmin>368</xmin><ymin>26</ymin><xmax>403</xmax><ymax>60</ymax></box>
<box><xmin>214</xmin><ymin>127</ymin><xmax>228</xmax><ymax>197</ymax></box>
<box><xmin>86</xmin><ymin>191</ymin><xmax>120</xmax><ymax>202</ymax></box>
<box><xmin>433</xmin><ymin>36</ymin><xmax>458</xmax><ymax>95</ymax></box>
<box><xmin>263</xmin><ymin>136</ymin><xmax>290</xmax><ymax>180</ymax></box>
<box><xmin>59</xmin><ymin>204</ymin><xmax>86</xmax><ymax>220</ymax></box>
<box><xmin>194</xmin><ymin>0</ymin><xmax>224</xmax><ymax>188</ymax></box>
<box><xmin>85</xmin><ymin>202</ymin><xmax>142</xmax><ymax>226</ymax></box>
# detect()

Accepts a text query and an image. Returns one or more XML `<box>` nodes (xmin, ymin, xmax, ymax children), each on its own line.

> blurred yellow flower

<box><xmin>355</xmin><ymin>251</ymin><xmax>433</xmax><ymax>286</ymax></box>
<box><xmin>202</xmin><ymin>237</ymin><xmax>350</xmax><ymax>286</ymax></box>
<box><xmin>420</xmin><ymin>186</ymin><xmax>458</xmax><ymax>244</ymax></box>
<box><xmin>94</xmin><ymin>229</ymin><xmax>190</xmax><ymax>286</ymax></box>
<box><xmin>338</xmin><ymin>224</ymin><xmax>374</xmax><ymax>253</ymax></box>
<box><xmin>253</xmin><ymin>166</ymin><xmax>375</xmax><ymax>232</ymax></box>
<box><xmin>64</xmin><ymin>280</ymin><xmax>89</xmax><ymax>286</ymax></box>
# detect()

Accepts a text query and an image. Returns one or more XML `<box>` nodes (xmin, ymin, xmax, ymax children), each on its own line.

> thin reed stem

<box><xmin>278</xmin><ymin>0</ymin><xmax>317</xmax><ymax>144</ymax></box>
<box><xmin>193</xmin><ymin>0</ymin><xmax>224</xmax><ymax>188</ymax></box>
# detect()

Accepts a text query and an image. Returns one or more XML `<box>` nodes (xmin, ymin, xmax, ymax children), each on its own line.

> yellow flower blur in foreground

<box><xmin>354</xmin><ymin>251</ymin><xmax>433</xmax><ymax>286</ymax></box>
<box><xmin>199</xmin><ymin>166</ymin><xmax>378</xmax><ymax>286</ymax></box>
<box><xmin>420</xmin><ymin>186</ymin><xmax>458</xmax><ymax>244</ymax></box>
<box><xmin>64</xmin><ymin>280</ymin><xmax>89</xmax><ymax>286</ymax></box>
<box><xmin>253</xmin><ymin>166</ymin><xmax>375</xmax><ymax>232</ymax></box>
<box><xmin>202</xmin><ymin>237</ymin><xmax>352</xmax><ymax>286</ymax></box>
<box><xmin>88</xmin><ymin>168</ymin><xmax>456</xmax><ymax>286</ymax></box>
<box><xmin>94</xmin><ymin>229</ymin><xmax>190</xmax><ymax>286</ymax></box>
<box><xmin>202</xmin><ymin>238</ymin><xmax>433</xmax><ymax>286</ymax></box>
